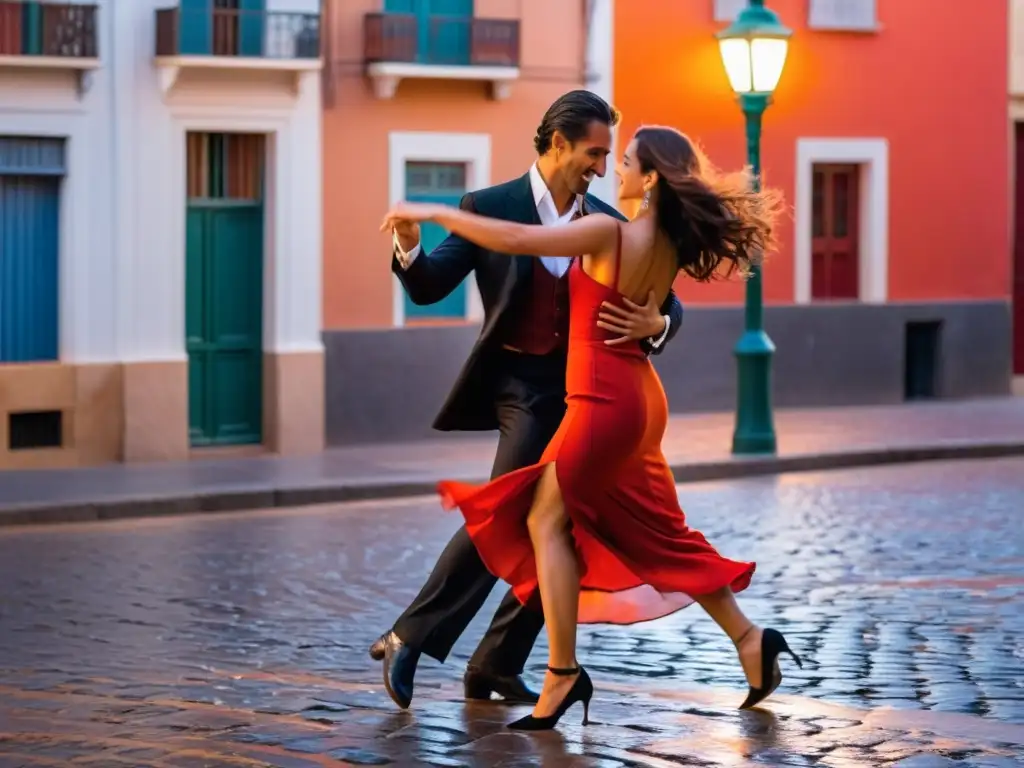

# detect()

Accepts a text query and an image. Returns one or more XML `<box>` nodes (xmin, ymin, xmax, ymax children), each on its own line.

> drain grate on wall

<box><xmin>8</xmin><ymin>410</ymin><xmax>63</xmax><ymax>450</ymax></box>
<box><xmin>904</xmin><ymin>321</ymin><xmax>942</xmax><ymax>400</ymax></box>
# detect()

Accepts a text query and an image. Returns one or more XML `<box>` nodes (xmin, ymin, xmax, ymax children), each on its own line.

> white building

<box><xmin>0</xmin><ymin>0</ymin><xmax>324</xmax><ymax>469</ymax></box>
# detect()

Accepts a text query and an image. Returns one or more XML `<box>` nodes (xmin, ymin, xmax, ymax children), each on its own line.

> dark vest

<box><xmin>502</xmin><ymin>258</ymin><xmax>571</xmax><ymax>355</ymax></box>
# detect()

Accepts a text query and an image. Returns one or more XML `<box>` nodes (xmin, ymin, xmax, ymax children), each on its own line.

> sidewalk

<box><xmin>1</xmin><ymin>398</ymin><xmax>1023</xmax><ymax>527</ymax></box>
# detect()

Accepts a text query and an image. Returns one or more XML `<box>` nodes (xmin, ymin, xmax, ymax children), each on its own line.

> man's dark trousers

<box><xmin>392</xmin><ymin>349</ymin><xmax>567</xmax><ymax>674</ymax></box>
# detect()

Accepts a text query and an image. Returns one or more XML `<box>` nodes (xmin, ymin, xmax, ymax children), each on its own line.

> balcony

<box><xmin>153</xmin><ymin>4</ymin><xmax>321</xmax><ymax>94</ymax></box>
<box><xmin>0</xmin><ymin>1</ymin><xmax>98</xmax><ymax>93</ymax></box>
<box><xmin>363</xmin><ymin>12</ymin><xmax>520</xmax><ymax>100</ymax></box>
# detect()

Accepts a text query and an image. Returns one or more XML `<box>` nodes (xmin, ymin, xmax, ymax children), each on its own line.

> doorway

<box><xmin>185</xmin><ymin>132</ymin><xmax>265</xmax><ymax>447</ymax></box>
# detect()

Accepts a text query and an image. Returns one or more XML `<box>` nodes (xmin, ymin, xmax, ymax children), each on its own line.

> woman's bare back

<box><xmin>580</xmin><ymin>217</ymin><xmax>678</xmax><ymax>306</ymax></box>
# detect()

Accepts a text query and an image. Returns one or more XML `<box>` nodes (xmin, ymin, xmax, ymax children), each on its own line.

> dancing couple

<box><xmin>374</xmin><ymin>90</ymin><xmax>800</xmax><ymax>731</ymax></box>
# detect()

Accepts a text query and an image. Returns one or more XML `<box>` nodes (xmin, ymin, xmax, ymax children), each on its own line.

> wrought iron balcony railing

<box><xmin>155</xmin><ymin>6</ymin><xmax>320</xmax><ymax>60</ymax></box>
<box><xmin>0</xmin><ymin>1</ymin><xmax>98</xmax><ymax>58</ymax></box>
<box><xmin>363</xmin><ymin>13</ymin><xmax>519</xmax><ymax>68</ymax></box>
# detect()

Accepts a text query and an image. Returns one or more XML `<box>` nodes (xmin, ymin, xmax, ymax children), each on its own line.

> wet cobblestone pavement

<box><xmin>1</xmin><ymin>459</ymin><xmax>1023</xmax><ymax>766</ymax></box>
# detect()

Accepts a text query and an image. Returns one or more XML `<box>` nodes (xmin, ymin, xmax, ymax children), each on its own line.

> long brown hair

<box><xmin>633</xmin><ymin>126</ymin><xmax>783</xmax><ymax>281</ymax></box>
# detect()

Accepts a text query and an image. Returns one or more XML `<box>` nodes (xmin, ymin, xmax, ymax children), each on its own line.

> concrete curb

<box><xmin>2</xmin><ymin>438</ymin><xmax>1023</xmax><ymax>528</ymax></box>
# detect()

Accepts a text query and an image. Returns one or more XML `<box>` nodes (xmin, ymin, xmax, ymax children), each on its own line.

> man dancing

<box><xmin>372</xmin><ymin>90</ymin><xmax>684</xmax><ymax>709</ymax></box>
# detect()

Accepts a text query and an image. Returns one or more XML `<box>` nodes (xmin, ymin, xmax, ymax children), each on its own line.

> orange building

<box><xmin>321</xmin><ymin>0</ymin><xmax>1011</xmax><ymax>446</ymax></box>
<box><xmin>610</xmin><ymin>0</ymin><xmax>1011</xmax><ymax>411</ymax></box>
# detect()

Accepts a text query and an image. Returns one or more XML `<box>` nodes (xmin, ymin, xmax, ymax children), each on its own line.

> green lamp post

<box><xmin>716</xmin><ymin>0</ymin><xmax>792</xmax><ymax>455</ymax></box>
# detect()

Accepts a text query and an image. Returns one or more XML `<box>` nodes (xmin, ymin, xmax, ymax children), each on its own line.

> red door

<box><xmin>812</xmin><ymin>164</ymin><xmax>860</xmax><ymax>301</ymax></box>
<box><xmin>1014</xmin><ymin>124</ymin><xmax>1024</xmax><ymax>374</ymax></box>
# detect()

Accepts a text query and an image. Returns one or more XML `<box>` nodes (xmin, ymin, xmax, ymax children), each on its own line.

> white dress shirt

<box><xmin>528</xmin><ymin>162</ymin><xmax>581</xmax><ymax>278</ymax></box>
<box><xmin>393</xmin><ymin>164</ymin><xmax>670</xmax><ymax>348</ymax></box>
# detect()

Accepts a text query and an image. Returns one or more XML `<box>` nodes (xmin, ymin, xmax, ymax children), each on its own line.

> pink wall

<box><xmin>322</xmin><ymin>0</ymin><xmax>587</xmax><ymax>329</ymax></box>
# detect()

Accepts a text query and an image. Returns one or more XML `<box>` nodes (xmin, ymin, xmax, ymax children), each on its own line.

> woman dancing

<box><xmin>381</xmin><ymin>126</ymin><xmax>800</xmax><ymax>731</ymax></box>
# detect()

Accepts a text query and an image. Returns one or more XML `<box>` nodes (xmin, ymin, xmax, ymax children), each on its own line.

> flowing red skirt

<box><xmin>438</xmin><ymin>353</ymin><xmax>754</xmax><ymax>626</ymax></box>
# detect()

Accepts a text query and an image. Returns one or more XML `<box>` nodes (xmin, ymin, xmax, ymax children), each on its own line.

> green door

<box><xmin>186</xmin><ymin>203</ymin><xmax>263</xmax><ymax>446</ymax></box>
<box><xmin>404</xmin><ymin>161</ymin><xmax>468</xmax><ymax>322</ymax></box>
<box><xmin>186</xmin><ymin>132</ymin><xmax>265</xmax><ymax>447</ymax></box>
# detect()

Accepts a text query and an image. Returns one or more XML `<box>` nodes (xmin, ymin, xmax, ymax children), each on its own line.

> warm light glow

<box><xmin>751</xmin><ymin>38</ymin><xmax>788</xmax><ymax>92</ymax></box>
<box><xmin>718</xmin><ymin>36</ymin><xmax>789</xmax><ymax>94</ymax></box>
<box><xmin>719</xmin><ymin>38</ymin><xmax>753</xmax><ymax>93</ymax></box>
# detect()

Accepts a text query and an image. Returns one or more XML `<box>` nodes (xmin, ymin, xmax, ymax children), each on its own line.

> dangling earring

<box><xmin>641</xmin><ymin>190</ymin><xmax>651</xmax><ymax>210</ymax></box>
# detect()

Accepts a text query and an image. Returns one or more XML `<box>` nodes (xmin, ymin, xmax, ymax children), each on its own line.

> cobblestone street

<box><xmin>1</xmin><ymin>459</ymin><xmax>1023</xmax><ymax>766</ymax></box>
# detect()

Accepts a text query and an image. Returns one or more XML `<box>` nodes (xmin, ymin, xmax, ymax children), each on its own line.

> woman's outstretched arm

<box><xmin>382</xmin><ymin>202</ymin><xmax>619</xmax><ymax>259</ymax></box>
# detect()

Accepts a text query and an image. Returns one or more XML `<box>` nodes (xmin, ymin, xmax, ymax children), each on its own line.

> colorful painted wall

<box><xmin>613</xmin><ymin>0</ymin><xmax>1010</xmax><ymax>307</ymax></box>
<box><xmin>0</xmin><ymin>0</ymin><xmax>325</xmax><ymax>469</ymax></box>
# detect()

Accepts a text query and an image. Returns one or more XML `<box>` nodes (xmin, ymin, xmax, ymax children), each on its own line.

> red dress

<box><xmin>439</xmin><ymin>234</ymin><xmax>755</xmax><ymax>625</ymax></box>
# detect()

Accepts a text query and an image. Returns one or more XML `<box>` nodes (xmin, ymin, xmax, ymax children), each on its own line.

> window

<box><xmin>212</xmin><ymin>0</ymin><xmax>241</xmax><ymax>57</ymax></box>
<box><xmin>808</xmin><ymin>0</ymin><xmax>878</xmax><ymax>32</ymax></box>
<box><xmin>713</xmin><ymin>0</ymin><xmax>747</xmax><ymax>22</ymax></box>
<box><xmin>186</xmin><ymin>132</ymin><xmax>264</xmax><ymax>201</ymax></box>
<box><xmin>405</xmin><ymin>161</ymin><xmax>466</xmax><ymax>196</ymax></box>
<box><xmin>389</xmin><ymin>131</ymin><xmax>489</xmax><ymax>326</ymax></box>
<box><xmin>403</xmin><ymin>161</ymin><xmax>469</xmax><ymax>322</ymax></box>
<box><xmin>811</xmin><ymin>164</ymin><xmax>860</xmax><ymax>301</ymax></box>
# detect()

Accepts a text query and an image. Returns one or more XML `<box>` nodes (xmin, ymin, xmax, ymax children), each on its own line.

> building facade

<box><xmin>321</xmin><ymin>0</ymin><xmax>612</xmax><ymax>443</ymax></box>
<box><xmin>0</xmin><ymin>0</ymin><xmax>324</xmax><ymax>469</ymax></box>
<box><xmin>323</xmin><ymin>0</ymin><xmax>1012</xmax><ymax>446</ymax></box>
<box><xmin>613</xmin><ymin>0</ymin><xmax>1011</xmax><ymax>413</ymax></box>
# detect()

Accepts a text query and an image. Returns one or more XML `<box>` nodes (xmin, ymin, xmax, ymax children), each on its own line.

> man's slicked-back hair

<box><xmin>533</xmin><ymin>90</ymin><xmax>620</xmax><ymax>155</ymax></box>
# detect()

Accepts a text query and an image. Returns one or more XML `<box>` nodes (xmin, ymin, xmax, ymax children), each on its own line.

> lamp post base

<box><xmin>732</xmin><ymin>328</ymin><xmax>777</xmax><ymax>455</ymax></box>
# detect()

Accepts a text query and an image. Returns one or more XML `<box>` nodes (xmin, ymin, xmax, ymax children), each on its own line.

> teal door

<box><xmin>404</xmin><ymin>161</ymin><xmax>468</xmax><ymax>322</ymax></box>
<box><xmin>429</xmin><ymin>0</ymin><xmax>471</xmax><ymax>65</ymax></box>
<box><xmin>21</xmin><ymin>2</ymin><xmax>42</xmax><ymax>55</ymax></box>
<box><xmin>238</xmin><ymin>0</ymin><xmax>264</xmax><ymax>56</ymax></box>
<box><xmin>0</xmin><ymin>137</ymin><xmax>64</xmax><ymax>364</ymax></box>
<box><xmin>384</xmin><ymin>0</ymin><xmax>471</xmax><ymax>64</ymax></box>
<box><xmin>0</xmin><ymin>176</ymin><xmax>60</xmax><ymax>363</ymax></box>
<box><xmin>186</xmin><ymin>204</ymin><xmax>263</xmax><ymax>446</ymax></box>
<box><xmin>179</xmin><ymin>0</ymin><xmax>211</xmax><ymax>54</ymax></box>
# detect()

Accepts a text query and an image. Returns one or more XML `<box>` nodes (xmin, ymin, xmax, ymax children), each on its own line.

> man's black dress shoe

<box><xmin>368</xmin><ymin>631</ymin><xmax>419</xmax><ymax>709</ymax></box>
<box><xmin>463</xmin><ymin>665</ymin><xmax>540</xmax><ymax>704</ymax></box>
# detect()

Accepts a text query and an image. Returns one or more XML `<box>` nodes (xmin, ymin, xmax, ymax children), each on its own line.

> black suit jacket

<box><xmin>392</xmin><ymin>172</ymin><xmax>684</xmax><ymax>431</ymax></box>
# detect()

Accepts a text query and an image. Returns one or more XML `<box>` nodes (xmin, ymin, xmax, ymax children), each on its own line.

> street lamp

<box><xmin>716</xmin><ymin>0</ymin><xmax>791</xmax><ymax>455</ymax></box>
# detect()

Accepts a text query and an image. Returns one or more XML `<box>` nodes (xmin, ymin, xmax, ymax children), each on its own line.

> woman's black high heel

<box><xmin>738</xmin><ymin>627</ymin><xmax>803</xmax><ymax>710</ymax></box>
<box><xmin>507</xmin><ymin>665</ymin><xmax>593</xmax><ymax>731</ymax></box>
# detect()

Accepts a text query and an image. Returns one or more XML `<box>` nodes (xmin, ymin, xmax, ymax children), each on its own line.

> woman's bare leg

<box><xmin>693</xmin><ymin>587</ymin><xmax>764</xmax><ymax>686</ymax></box>
<box><xmin>526</xmin><ymin>463</ymin><xmax>580</xmax><ymax>717</ymax></box>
